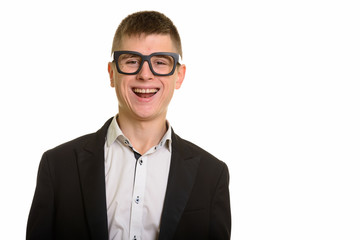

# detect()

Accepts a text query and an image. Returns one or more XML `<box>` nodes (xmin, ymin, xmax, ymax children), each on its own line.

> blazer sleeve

<box><xmin>27</xmin><ymin>152</ymin><xmax>55</xmax><ymax>240</ymax></box>
<box><xmin>210</xmin><ymin>163</ymin><xmax>231</xmax><ymax>240</ymax></box>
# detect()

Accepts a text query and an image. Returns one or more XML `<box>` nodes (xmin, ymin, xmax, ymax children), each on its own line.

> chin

<box><xmin>133</xmin><ymin>108</ymin><xmax>166</xmax><ymax>121</ymax></box>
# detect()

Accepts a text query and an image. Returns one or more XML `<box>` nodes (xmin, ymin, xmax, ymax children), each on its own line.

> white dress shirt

<box><xmin>104</xmin><ymin>116</ymin><xmax>172</xmax><ymax>240</ymax></box>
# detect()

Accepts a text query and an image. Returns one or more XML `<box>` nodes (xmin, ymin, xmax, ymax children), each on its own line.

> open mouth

<box><xmin>132</xmin><ymin>88</ymin><xmax>160</xmax><ymax>98</ymax></box>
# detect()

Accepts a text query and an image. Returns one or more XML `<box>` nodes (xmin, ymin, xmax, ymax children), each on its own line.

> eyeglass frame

<box><xmin>112</xmin><ymin>51</ymin><xmax>182</xmax><ymax>76</ymax></box>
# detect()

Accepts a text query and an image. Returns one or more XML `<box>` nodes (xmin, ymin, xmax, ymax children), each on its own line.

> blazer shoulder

<box><xmin>173</xmin><ymin>133</ymin><xmax>227</xmax><ymax>169</ymax></box>
<box><xmin>46</xmin><ymin>133</ymin><xmax>96</xmax><ymax>154</ymax></box>
<box><xmin>44</xmin><ymin>117</ymin><xmax>113</xmax><ymax>159</ymax></box>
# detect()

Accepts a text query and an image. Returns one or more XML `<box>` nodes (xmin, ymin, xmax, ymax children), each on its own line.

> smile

<box><xmin>132</xmin><ymin>88</ymin><xmax>159</xmax><ymax>98</ymax></box>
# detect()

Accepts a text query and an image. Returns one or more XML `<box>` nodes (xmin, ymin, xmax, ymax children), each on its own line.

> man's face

<box><xmin>108</xmin><ymin>34</ymin><xmax>186</xmax><ymax>122</ymax></box>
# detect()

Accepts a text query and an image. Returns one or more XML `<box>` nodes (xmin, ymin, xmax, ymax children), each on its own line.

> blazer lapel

<box><xmin>158</xmin><ymin>131</ymin><xmax>201</xmax><ymax>240</ymax></box>
<box><xmin>76</xmin><ymin>118</ymin><xmax>112</xmax><ymax>240</ymax></box>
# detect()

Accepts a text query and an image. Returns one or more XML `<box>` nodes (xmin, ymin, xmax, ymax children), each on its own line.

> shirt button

<box><xmin>124</xmin><ymin>140</ymin><xmax>129</xmax><ymax>145</ymax></box>
<box><xmin>135</xmin><ymin>196</ymin><xmax>140</xmax><ymax>204</ymax></box>
<box><xmin>139</xmin><ymin>159</ymin><xmax>143</xmax><ymax>165</ymax></box>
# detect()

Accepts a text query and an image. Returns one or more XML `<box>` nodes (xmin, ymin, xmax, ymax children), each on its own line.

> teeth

<box><xmin>133</xmin><ymin>88</ymin><xmax>159</xmax><ymax>94</ymax></box>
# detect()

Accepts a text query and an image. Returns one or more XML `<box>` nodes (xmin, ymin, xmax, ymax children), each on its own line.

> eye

<box><xmin>151</xmin><ymin>56</ymin><xmax>173</xmax><ymax>66</ymax></box>
<box><xmin>119</xmin><ymin>54</ymin><xmax>141</xmax><ymax>66</ymax></box>
<box><xmin>155</xmin><ymin>60</ymin><xmax>167</xmax><ymax>65</ymax></box>
<box><xmin>126</xmin><ymin>59</ymin><xmax>140</xmax><ymax>65</ymax></box>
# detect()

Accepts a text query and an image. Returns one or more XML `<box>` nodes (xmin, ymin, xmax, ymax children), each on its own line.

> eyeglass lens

<box><xmin>118</xmin><ymin>53</ymin><xmax>175</xmax><ymax>75</ymax></box>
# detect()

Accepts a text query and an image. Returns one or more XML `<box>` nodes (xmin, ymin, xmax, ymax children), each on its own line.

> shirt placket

<box><xmin>129</xmin><ymin>155</ymin><xmax>147</xmax><ymax>240</ymax></box>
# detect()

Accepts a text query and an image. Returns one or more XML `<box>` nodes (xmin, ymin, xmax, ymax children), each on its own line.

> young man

<box><xmin>27</xmin><ymin>11</ymin><xmax>231</xmax><ymax>240</ymax></box>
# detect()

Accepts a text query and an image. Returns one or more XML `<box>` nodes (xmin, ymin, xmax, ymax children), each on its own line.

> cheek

<box><xmin>114</xmin><ymin>77</ymin><xmax>130</xmax><ymax>99</ymax></box>
<box><xmin>164</xmin><ymin>77</ymin><xmax>177</xmax><ymax>90</ymax></box>
<box><xmin>161</xmin><ymin>80</ymin><xmax>176</xmax><ymax>101</ymax></box>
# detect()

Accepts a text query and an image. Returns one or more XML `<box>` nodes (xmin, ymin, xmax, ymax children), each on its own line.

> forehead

<box><xmin>118</xmin><ymin>34</ymin><xmax>176</xmax><ymax>54</ymax></box>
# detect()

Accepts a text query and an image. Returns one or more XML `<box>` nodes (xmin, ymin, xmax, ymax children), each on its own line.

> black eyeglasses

<box><xmin>113</xmin><ymin>51</ymin><xmax>181</xmax><ymax>76</ymax></box>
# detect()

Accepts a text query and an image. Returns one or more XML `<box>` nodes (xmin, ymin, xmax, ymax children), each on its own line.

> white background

<box><xmin>1</xmin><ymin>0</ymin><xmax>359</xmax><ymax>239</ymax></box>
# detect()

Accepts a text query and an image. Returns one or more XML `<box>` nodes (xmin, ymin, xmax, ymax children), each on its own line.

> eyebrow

<box><xmin>120</xmin><ymin>54</ymin><xmax>141</xmax><ymax>58</ymax></box>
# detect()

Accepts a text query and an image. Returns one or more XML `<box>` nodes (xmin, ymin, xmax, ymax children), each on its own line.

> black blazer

<box><xmin>27</xmin><ymin>118</ymin><xmax>231</xmax><ymax>240</ymax></box>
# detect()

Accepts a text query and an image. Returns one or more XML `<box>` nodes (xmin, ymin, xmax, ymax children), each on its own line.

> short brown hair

<box><xmin>111</xmin><ymin>11</ymin><xmax>183</xmax><ymax>57</ymax></box>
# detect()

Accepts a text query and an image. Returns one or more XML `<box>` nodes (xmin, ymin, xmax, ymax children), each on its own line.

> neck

<box><xmin>116</xmin><ymin>114</ymin><xmax>168</xmax><ymax>155</ymax></box>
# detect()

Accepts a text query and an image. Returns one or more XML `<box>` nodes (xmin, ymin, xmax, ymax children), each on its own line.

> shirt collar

<box><xmin>160</xmin><ymin>121</ymin><xmax>172</xmax><ymax>152</ymax></box>
<box><xmin>106</xmin><ymin>116</ymin><xmax>125</xmax><ymax>147</ymax></box>
<box><xmin>106</xmin><ymin>116</ymin><xmax>172</xmax><ymax>152</ymax></box>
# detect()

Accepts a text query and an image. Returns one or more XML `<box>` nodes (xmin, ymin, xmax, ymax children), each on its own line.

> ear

<box><xmin>108</xmin><ymin>62</ymin><xmax>115</xmax><ymax>88</ymax></box>
<box><xmin>175</xmin><ymin>64</ymin><xmax>186</xmax><ymax>90</ymax></box>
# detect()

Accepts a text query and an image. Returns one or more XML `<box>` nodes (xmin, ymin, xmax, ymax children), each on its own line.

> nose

<box><xmin>137</xmin><ymin>61</ymin><xmax>154</xmax><ymax>81</ymax></box>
